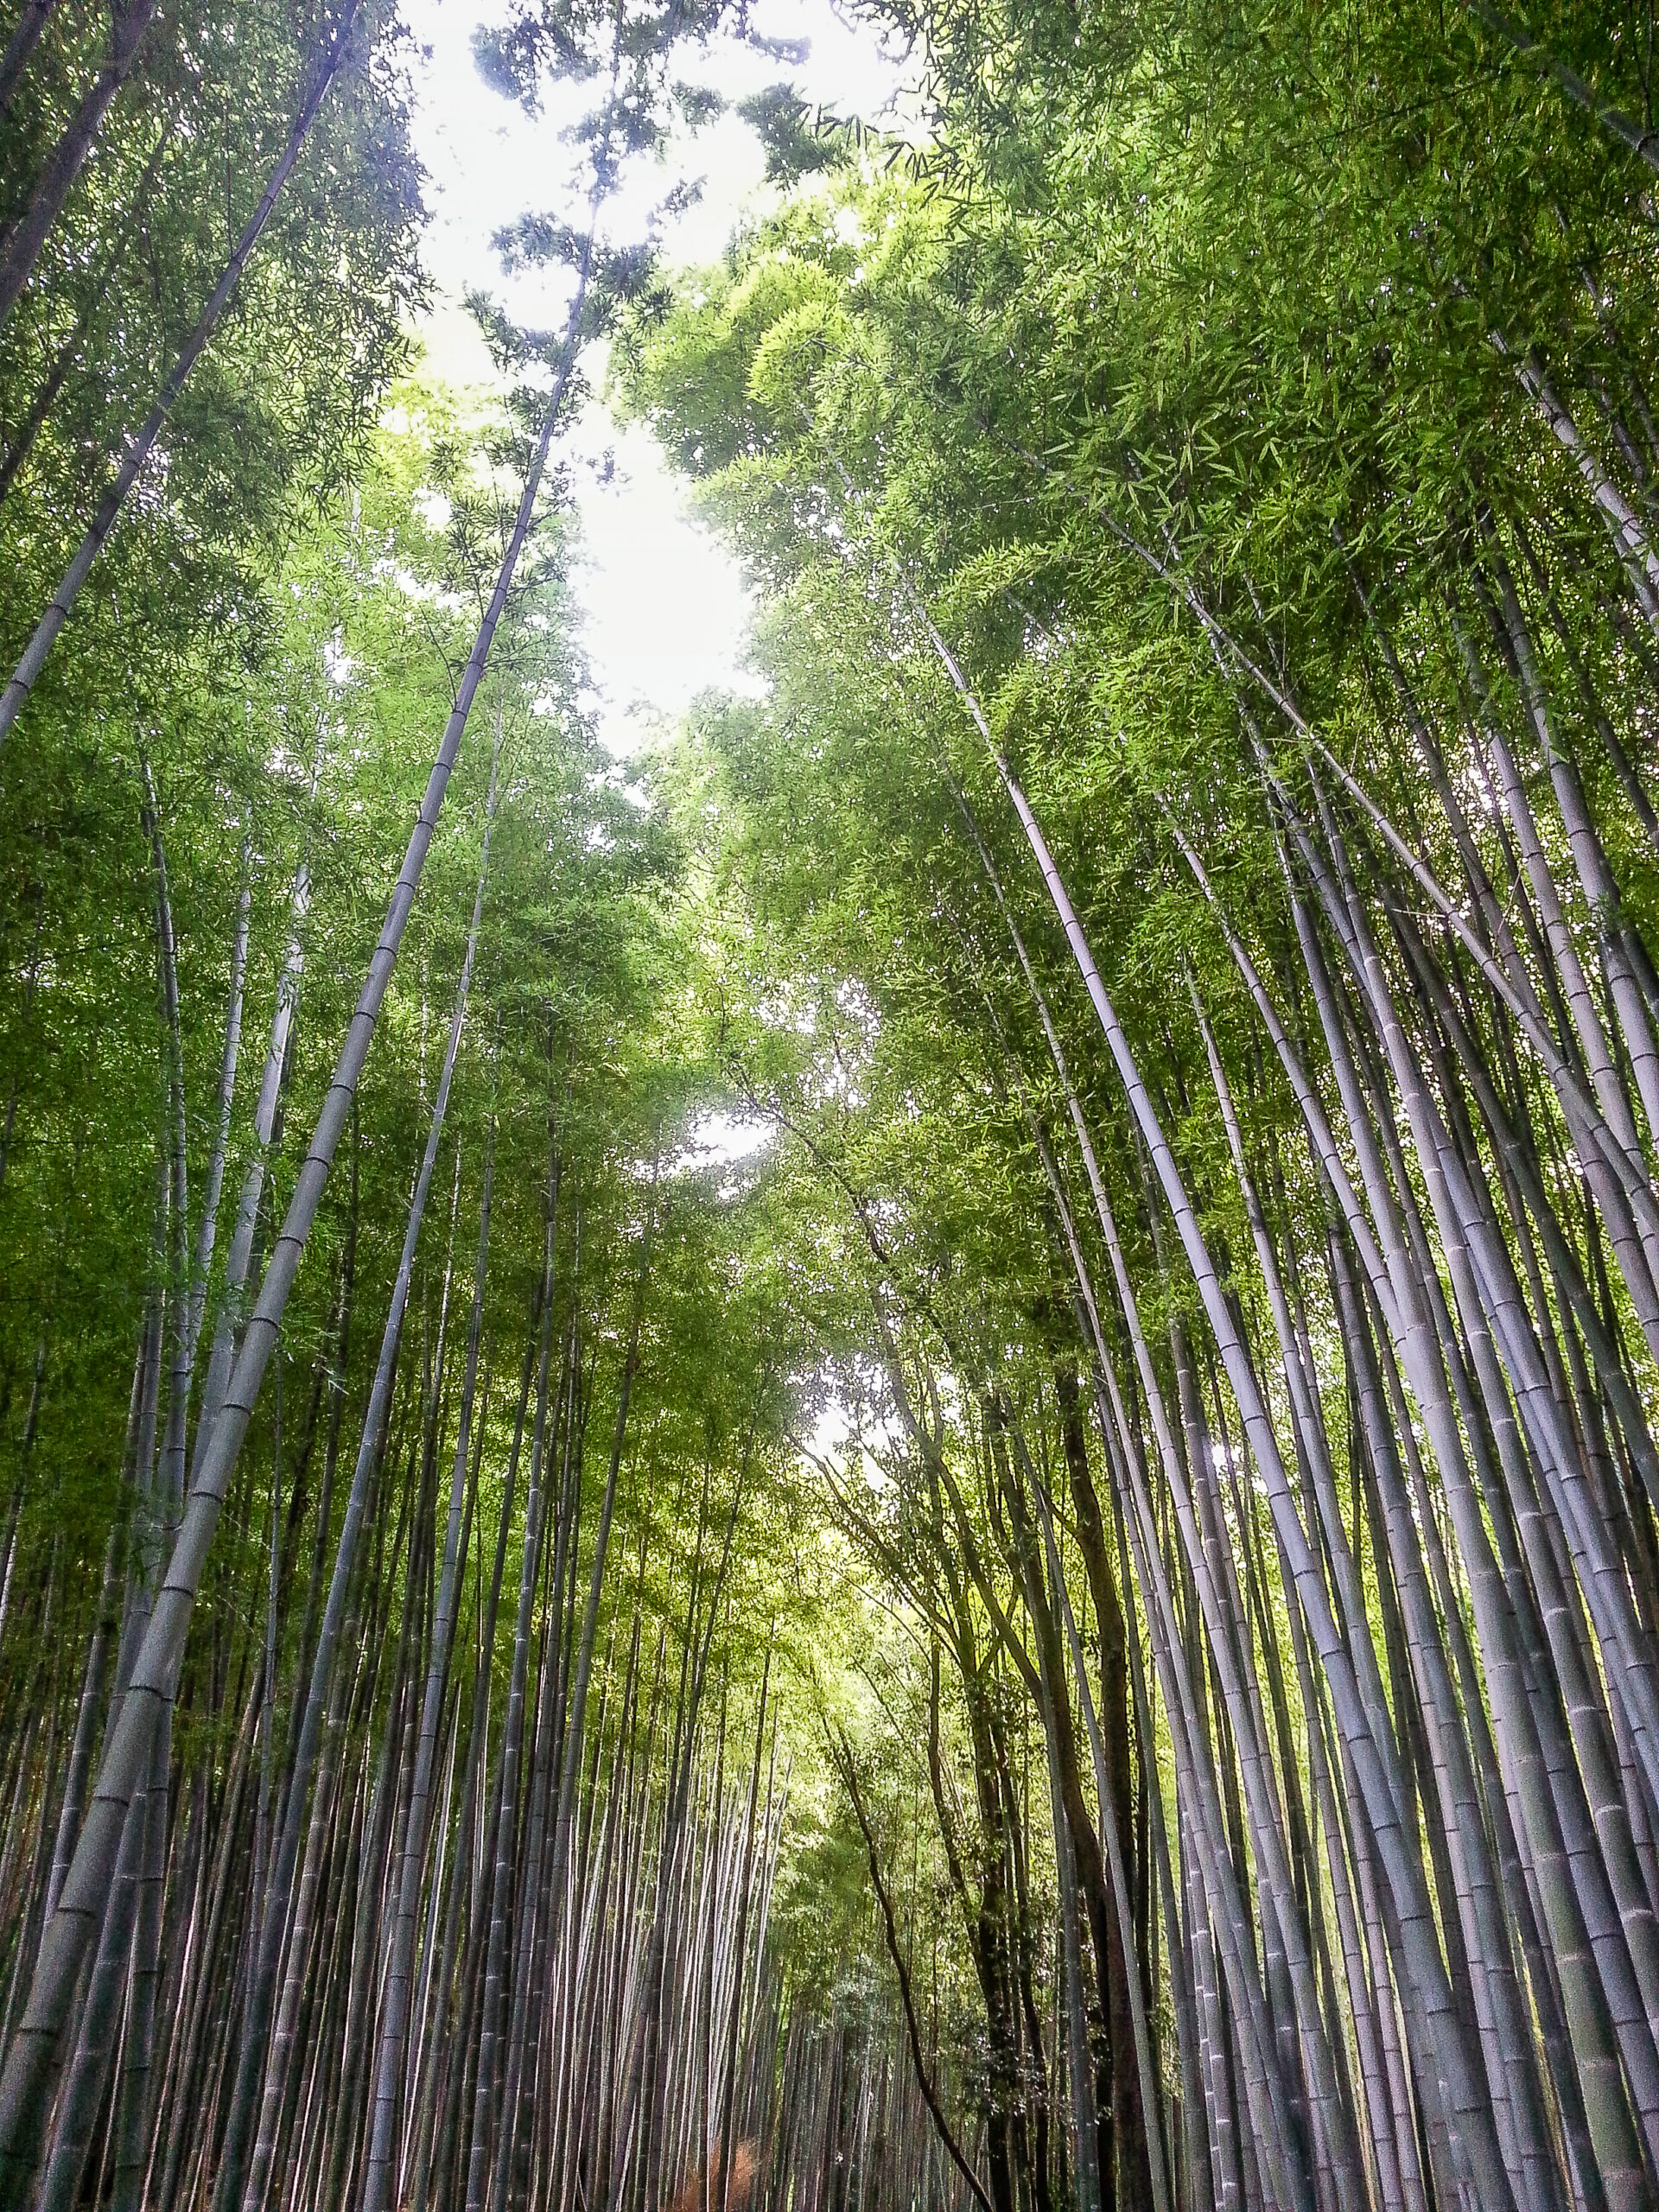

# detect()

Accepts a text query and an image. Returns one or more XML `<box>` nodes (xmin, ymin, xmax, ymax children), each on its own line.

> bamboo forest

<box><xmin>21</xmin><ymin>2</ymin><xmax>1659</xmax><ymax>2209</ymax></box>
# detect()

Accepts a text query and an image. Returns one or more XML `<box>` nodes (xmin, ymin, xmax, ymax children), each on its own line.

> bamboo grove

<box><xmin>10</xmin><ymin>0</ymin><xmax>1659</xmax><ymax>2210</ymax></box>
<box><xmin>621</xmin><ymin>3</ymin><xmax>1659</xmax><ymax>2210</ymax></box>
<box><xmin>0</xmin><ymin>0</ymin><xmax>943</xmax><ymax>2203</ymax></box>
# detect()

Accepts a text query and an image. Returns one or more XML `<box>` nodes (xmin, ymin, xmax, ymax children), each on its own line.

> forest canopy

<box><xmin>5</xmin><ymin>4</ymin><xmax>1659</xmax><ymax>2212</ymax></box>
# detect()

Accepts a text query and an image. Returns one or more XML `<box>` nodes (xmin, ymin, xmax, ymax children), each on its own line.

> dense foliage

<box><xmin>9</xmin><ymin>2</ymin><xmax>1659</xmax><ymax>2211</ymax></box>
<box><xmin>613</xmin><ymin>6</ymin><xmax>1659</xmax><ymax>2211</ymax></box>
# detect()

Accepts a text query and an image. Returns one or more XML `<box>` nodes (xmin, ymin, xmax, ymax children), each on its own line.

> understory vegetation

<box><xmin>5</xmin><ymin>3</ymin><xmax>1659</xmax><ymax>2211</ymax></box>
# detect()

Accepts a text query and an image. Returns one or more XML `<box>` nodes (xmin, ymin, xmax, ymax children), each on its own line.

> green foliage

<box><xmin>17</xmin><ymin>1</ymin><xmax>1659</xmax><ymax>2201</ymax></box>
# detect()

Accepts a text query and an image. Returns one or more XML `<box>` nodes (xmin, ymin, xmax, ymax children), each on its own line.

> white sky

<box><xmin>399</xmin><ymin>0</ymin><xmax>911</xmax><ymax>754</ymax></box>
